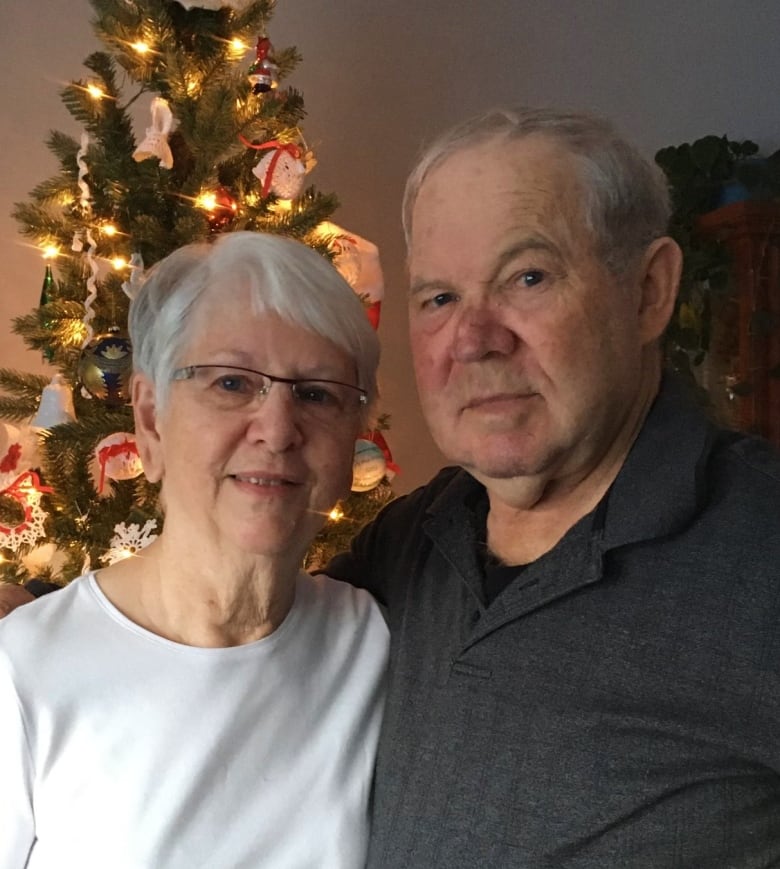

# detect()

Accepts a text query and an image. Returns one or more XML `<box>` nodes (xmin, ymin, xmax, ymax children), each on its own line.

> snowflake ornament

<box><xmin>101</xmin><ymin>519</ymin><xmax>159</xmax><ymax>565</ymax></box>
<box><xmin>0</xmin><ymin>473</ymin><xmax>51</xmax><ymax>554</ymax></box>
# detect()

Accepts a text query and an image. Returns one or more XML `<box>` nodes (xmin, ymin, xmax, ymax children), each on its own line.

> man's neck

<box><xmin>484</xmin><ymin>374</ymin><xmax>661</xmax><ymax>566</ymax></box>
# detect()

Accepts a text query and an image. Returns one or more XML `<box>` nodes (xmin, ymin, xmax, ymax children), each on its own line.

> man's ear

<box><xmin>636</xmin><ymin>236</ymin><xmax>683</xmax><ymax>345</ymax></box>
<box><xmin>132</xmin><ymin>373</ymin><xmax>163</xmax><ymax>484</ymax></box>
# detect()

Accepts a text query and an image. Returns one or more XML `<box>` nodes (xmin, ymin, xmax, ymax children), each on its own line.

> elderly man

<box><xmin>5</xmin><ymin>109</ymin><xmax>780</xmax><ymax>866</ymax></box>
<box><xmin>327</xmin><ymin>108</ymin><xmax>780</xmax><ymax>867</ymax></box>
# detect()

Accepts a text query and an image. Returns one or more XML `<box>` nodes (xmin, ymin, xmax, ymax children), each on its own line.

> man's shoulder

<box><xmin>707</xmin><ymin>430</ymin><xmax>780</xmax><ymax>526</ymax></box>
<box><xmin>720</xmin><ymin>431</ymin><xmax>780</xmax><ymax>483</ymax></box>
<box><xmin>376</xmin><ymin>465</ymin><xmax>474</xmax><ymax>525</ymax></box>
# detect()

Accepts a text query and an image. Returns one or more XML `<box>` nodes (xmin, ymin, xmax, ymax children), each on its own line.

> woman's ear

<box><xmin>636</xmin><ymin>236</ymin><xmax>683</xmax><ymax>345</ymax></box>
<box><xmin>132</xmin><ymin>373</ymin><xmax>164</xmax><ymax>483</ymax></box>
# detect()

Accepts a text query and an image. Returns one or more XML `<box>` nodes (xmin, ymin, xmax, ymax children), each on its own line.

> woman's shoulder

<box><xmin>0</xmin><ymin>574</ymin><xmax>94</xmax><ymax>652</ymax></box>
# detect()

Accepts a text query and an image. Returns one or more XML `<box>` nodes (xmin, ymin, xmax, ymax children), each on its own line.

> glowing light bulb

<box><xmin>328</xmin><ymin>506</ymin><xmax>345</xmax><ymax>522</ymax></box>
<box><xmin>111</xmin><ymin>256</ymin><xmax>129</xmax><ymax>271</ymax></box>
<box><xmin>102</xmin><ymin>224</ymin><xmax>118</xmax><ymax>237</ymax></box>
<box><xmin>42</xmin><ymin>244</ymin><xmax>60</xmax><ymax>260</ymax></box>
<box><xmin>229</xmin><ymin>38</ymin><xmax>247</xmax><ymax>57</ymax></box>
<box><xmin>131</xmin><ymin>41</ymin><xmax>151</xmax><ymax>55</ymax></box>
<box><xmin>87</xmin><ymin>83</ymin><xmax>105</xmax><ymax>100</ymax></box>
<box><xmin>196</xmin><ymin>192</ymin><xmax>217</xmax><ymax>212</ymax></box>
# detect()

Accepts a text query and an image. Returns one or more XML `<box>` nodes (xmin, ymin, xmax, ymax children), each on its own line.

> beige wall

<box><xmin>2</xmin><ymin>0</ymin><xmax>779</xmax><ymax>493</ymax></box>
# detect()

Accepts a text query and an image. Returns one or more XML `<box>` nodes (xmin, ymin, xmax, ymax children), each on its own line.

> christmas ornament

<box><xmin>39</xmin><ymin>262</ymin><xmax>56</xmax><ymax>362</ymax></box>
<box><xmin>78</xmin><ymin>328</ymin><xmax>133</xmax><ymax>406</ymax></box>
<box><xmin>0</xmin><ymin>471</ymin><xmax>52</xmax><ymax>554</ymax></box>
<box><xmin>133</xmin><ymin>97</ymin><xmax>174</xmax><ymax>169</ymax></box>
<box><xmin>247</xmin><ymin>37</ymin><xmax>278</xmax><ymax>95</ymax></box>
<box><xmin>100</xmin><ymin>519</ymin><xmax>159</xmax><ymax>565</ymax></box>
<box><xmin>251</xmin><ymin>143</ymin><xmax>306</xmax><ymax>199</ymax></box>
<box><xmin>31</xmin><ymin>374</ymin><xmax>77</xmax><ymax>430</ymax></box>
<box><xmin>121</xmin><ymin>252</ymin><xmax>145</xmax><ymax>300</ymax></box>
<box><xmin>93</xmin><ymin>432</ymin><xmax>143</xmax><ymax>494</ymax></box>
<box><xmin>351</xmin><ymin>438</ymin><xmax>387</xmax><ymax>492</ymax></box>
<box><xmin>0</xmin><ymin>422</ymin><xmax>40</xmax><ymax>475</ymax></box>
<box><xmin>362</xmin><ymin>429</ymin><xmax>399</xmax><ymax>480</ymax></box>
<box><xmin>205</xmin><ymin>186</ymin><xmax>238</xmax><ymax>231</ymax></box>
<box><xmin>74</xmin><ymin>133</ymin><xmax>100</xmax><ymax>345</ymax></box>
<box><xmin>317</xmin><ymin>222</ymin><xmax>386</xmax><ymax>329</ymax></box>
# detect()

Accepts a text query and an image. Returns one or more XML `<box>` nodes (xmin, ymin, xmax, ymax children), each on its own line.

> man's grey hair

<box><xmin>129</xmin><ymin>231</ymin><xmax>379</xmax><ymax>423</ymax></box>
<box><xmin>402</xmin><ymin>106</ymin><xmax>671</xmax><ymax>276</ymax></box>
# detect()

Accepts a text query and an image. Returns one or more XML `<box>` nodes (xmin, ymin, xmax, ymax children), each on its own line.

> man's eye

<box><xmin>422</xmin><ymin>291</ymin><xmax>457</xmax><ymax>310</ymax></box>
<box><xmin>514</xmin><ymin>270</ymin><xmax>545</xmax><ymax>288</ymax></box>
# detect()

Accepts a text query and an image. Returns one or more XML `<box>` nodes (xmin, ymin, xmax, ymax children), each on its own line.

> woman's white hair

<box><xmin>129</xmin><ymin>231</ymin><xmax>379</xmax><ymax>422</ymax></box>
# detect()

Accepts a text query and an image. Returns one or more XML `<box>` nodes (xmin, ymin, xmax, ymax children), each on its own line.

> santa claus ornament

<box><xmin>247</xmin><ymin>36</ymin><xmax>278</xmax><ymax>95</ymax></box>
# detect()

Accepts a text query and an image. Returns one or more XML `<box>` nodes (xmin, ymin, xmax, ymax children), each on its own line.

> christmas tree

<box><xmin>0</xmin><ymin>0</ymin><xmax>394</xmax><ymax>585</ymax></box>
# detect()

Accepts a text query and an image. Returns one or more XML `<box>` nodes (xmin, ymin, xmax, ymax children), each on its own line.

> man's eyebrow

<box><xmin>408</xmin><ymin>277</ymin><xmax>457</xmax><ymax>299</ymax></box>
<box><xmin>408</xmin><ymin>237</ymin><xmax>560</xmax><ymax>299</ymax></box>
<box><xmin>487</xmin><ymin>237</ymin><xmax>559</xmax><ymax>284</ymax></box>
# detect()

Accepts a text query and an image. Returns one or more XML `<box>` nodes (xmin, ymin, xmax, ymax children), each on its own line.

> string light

<box><xmin>42</xmin><ymin>244</ymin><xmax>60</xmax><ymax>260</ymax></box>
<box><xmin>195</xmin><ymin>191</ymin><xmax>218</xmax><ymax>212</ymax></box>
<box><xmin>229</xmin><ymin>37</ymin><xmax>248</xmax><ymax>57</ymax></box>
<box><xmin>131</xmin><ymin>41</ymin><xmax>151</xmax><ymax>55</ymax></box>
<box><xmin>328</xmin><ymin>506</ymin><xmax>344</xmax><ymax>522</ymax></box>
<box><xmin>110</xmin><ymin>256</ymin><xmax>129</xmax><ymax>271</ymax></box>
<box><xmin>87</xmin><ymin>83</ymin><xmax>106</xmax><ymax>100</ymax></box>
<box><xmin>270</xmin><ymin>199</ymin><xmax>293</xmax><ymax>214</ymax></box>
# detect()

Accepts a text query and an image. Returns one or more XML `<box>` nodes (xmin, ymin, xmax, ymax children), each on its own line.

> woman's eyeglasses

<box><xmin>171</xmin><ymin>364</ymin><xmax>367</xmax><ymax>421</ymax></box>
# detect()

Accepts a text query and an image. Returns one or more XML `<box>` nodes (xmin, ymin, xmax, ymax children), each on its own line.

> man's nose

<box><xmin>451</xmin><ymin>303</ymin><xmax>518</xmax><ymax>363</ymax></box>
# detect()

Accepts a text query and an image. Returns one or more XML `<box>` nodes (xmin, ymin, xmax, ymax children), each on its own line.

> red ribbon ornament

<box><xmin>97</xmin><ymin>437</ymin><xmax>140</xmax><ymax>494</ymax></box>
<box><xmin>239</xmin><ymin>136</ymin><xmax>303</xmax><ymax>198</ymax></box>
<box><xmin>0</xmin><ymin>471</ymin><xmax>53</xmax><ymax>536</ymax></box>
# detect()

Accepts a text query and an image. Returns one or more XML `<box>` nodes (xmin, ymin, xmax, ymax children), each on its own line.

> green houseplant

<box><xmin>655</xmin><ymin>135</ymin><xmax>780</xmax><ymax>404</ymax></box>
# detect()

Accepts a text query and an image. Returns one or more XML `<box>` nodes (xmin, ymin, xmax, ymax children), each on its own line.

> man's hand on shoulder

<box><xmin>0</xmin><ymin>584</ymin><xmax>35</xmax><ymax>618</ymax></box>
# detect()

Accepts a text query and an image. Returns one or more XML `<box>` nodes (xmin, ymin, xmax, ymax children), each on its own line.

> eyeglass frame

<box><xmin>171</xmin><ymin>363</ymin><xmax>369</xmax><ymax>410</ymax></box>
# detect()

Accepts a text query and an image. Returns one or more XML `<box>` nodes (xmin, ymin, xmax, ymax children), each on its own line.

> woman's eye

<box><xmin>296</xmin><ymin>384</ymin><xmax>337</xmax><ymax>405</ymax></box>
<box><xmin>215</xmin><ymin>375</ymin><xmax>250</xmax><ymax>393</ymax></box>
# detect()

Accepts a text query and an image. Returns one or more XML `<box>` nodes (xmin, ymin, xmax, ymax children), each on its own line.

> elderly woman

<box><xmin>0</xmin><ymin>232</ymin><xmax>388</xmax><ymax>868</ymax></box>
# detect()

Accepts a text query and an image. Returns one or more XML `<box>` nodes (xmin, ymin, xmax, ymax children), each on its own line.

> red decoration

<box><xmin>0</xmin><ymin>443</ymin><xmax>22</xmax><ymax>474</ymax></box>
<box><xmin>247</xmin><ymin>37</ymin><xmax>279</xmax><ymax>95</ymax></box>
<box><xmin>360</xmin><ymin>429</ymin><xmax>400</xmax><ymax>477</ymax></box>
<box><xmin>239</xmin><ymin>136</ymin><xmax>304</xmax><ymax>198</ymax></box>
<box><xmin>207</xmin><ymin>186</ymin><xmax>238</xmax><ymax>231</ymax></box>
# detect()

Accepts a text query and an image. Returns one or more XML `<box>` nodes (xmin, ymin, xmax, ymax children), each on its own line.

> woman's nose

<box><xmin>244</xmin><ymin>384</ymin><xmax>304</xmax><ymax>451</ymax></box>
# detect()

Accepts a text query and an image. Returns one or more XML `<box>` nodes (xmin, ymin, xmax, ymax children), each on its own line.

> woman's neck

<box><xmin>96</xmin><ymin>538</ymin><xmax>298</xmax><ymax>648</ymax></box>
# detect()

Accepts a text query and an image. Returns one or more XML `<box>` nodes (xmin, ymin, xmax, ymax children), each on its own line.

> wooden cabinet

<box><xmin>697</xmin><ymin>201</ymin><xmax>780</xmax><ymax>449</ymax></box>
